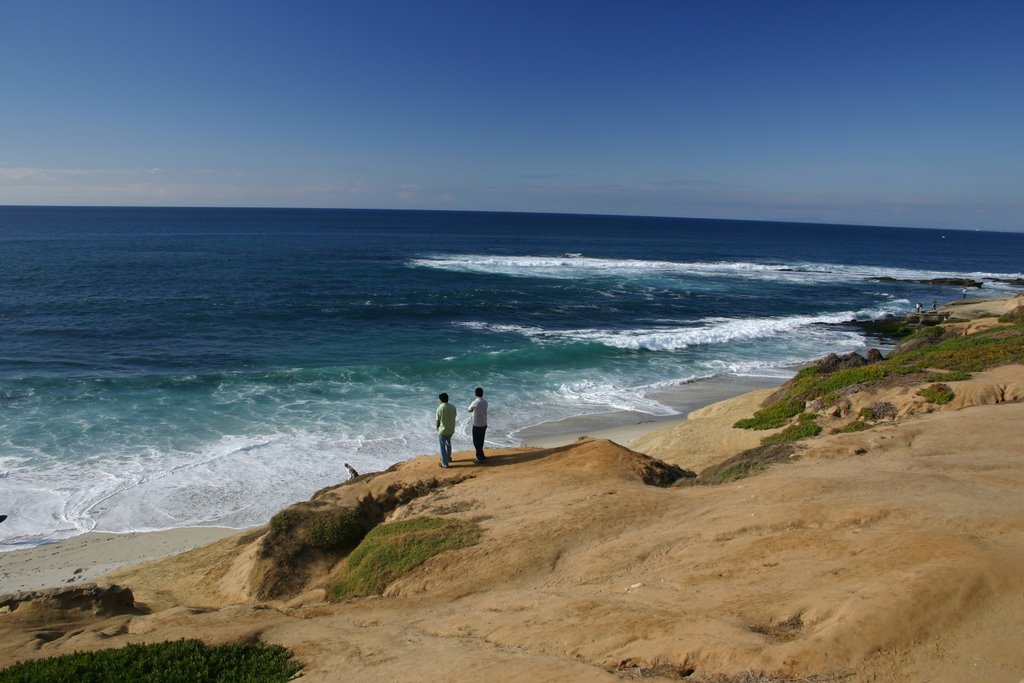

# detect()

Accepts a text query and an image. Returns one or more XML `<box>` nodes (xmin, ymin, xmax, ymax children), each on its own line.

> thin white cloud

<box><xmin>395</xmin><ymin>184</ymin><xmax>454</xmax><ymax>204</ymax></box>
<box><xmin>0</xmin><ymin>166</ymin><xmax>162</xmax><ymax>181</ymax></box>
<box><xmin>277</xmin><ymin>181</ymin><xmax>367</xmax><ymax>197</ymax></box>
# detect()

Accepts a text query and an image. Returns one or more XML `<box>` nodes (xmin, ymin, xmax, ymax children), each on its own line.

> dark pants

<box><xmin>472</xmin><ymin>425</ymin><xmax>487</xmax><ymax>461</ymax></box>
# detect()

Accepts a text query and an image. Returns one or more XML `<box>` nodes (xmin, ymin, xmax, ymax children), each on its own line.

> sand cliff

<box><xmin>2</xmin><ymin>296</ymin><xmax>1023</xmax><ymax>682</ymax></box>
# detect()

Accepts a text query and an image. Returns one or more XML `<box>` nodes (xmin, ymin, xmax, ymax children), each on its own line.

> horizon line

<box><xmin>1</xmin><ymin>203</ymin><xmax>1015</xmax><ymax>235</ymax></box>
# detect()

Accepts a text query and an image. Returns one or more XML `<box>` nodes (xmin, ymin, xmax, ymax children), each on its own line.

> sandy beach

<box><xmin>2</xmin><ymin>294</ymin><xmax>1023</xmax><ymax>682</ymax></box>
<box><xmin>517</xmin><ymin>373</ymin><xmax>788</xmax><ymax>448</ymax></box>
<box><xmin>0</xmin><ymin>527</ymin><xmax>240</xmax><ymax>595</ymax></box>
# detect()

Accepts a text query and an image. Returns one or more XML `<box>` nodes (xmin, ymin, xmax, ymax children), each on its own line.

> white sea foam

<box><xmin>457</xmin><ymin>321</ymin><xmax>547</xmax><ymax>335</ymax></box>
<box><xmin>556</xmin><ymin>379</ymin><xmax>679</xmax><ymax>416</ymax></box>
<box><xmin>411</xmin><ymin>254</ymin><xmax>1024</xmax><ymax>289</ymax></box>
<box><xmin>412</xmin><ymin>254</ymin><xmax>832</xmax><ymax>284</ymax></box>
<box><xmin>459</xmin><ymin>308</ymin><xmax>890</xmax><ymax>352</ymax></box>
<box><xmin>0</xmin><ymin>419</ymin><xmax>434</xmax><ymax>548</ymax></box>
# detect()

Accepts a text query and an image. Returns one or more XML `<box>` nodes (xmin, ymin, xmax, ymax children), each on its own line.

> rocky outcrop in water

<box><xmin>870</xmin><ymin>276</ymin><xmax>982</xmax><ymax>287</ymax></box>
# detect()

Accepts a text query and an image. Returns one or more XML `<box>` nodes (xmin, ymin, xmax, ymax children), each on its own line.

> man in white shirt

<box><xmin>468</xmin><ymin>387</ymin><xmax>489</xmax><ymax>464</ymax></box>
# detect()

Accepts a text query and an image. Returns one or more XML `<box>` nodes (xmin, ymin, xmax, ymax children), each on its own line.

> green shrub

<box><xmin>917</xmin><ymin>383</ymin><xmax>955</xmax><ymax>404</ymax></box>
<box><xmin>0</xmin><ymin>639</ymin><xmax>301</xmax><ymax>682</ymax></box>
<box><xmin>910</xmin><ymin>325</ymin><xmax>946</xmax><ymax>341</ymax></box>
<box><xmin>329</xmin><ymin>517</ymin><xmax>481</xmax><ymax>600</ymax></box>
<box><xmin>816</xmin><ymin>365</ymin><xmax>887</xmax><ymax>395</ymax></box>
<box><xmin>998</xmin><ymin>306</ymin><xmax>1024</xmax><ymax>323</ymax></box>
<box><xmin>269</xmin><ymin>509</ymin><xmax>296</xmax><ymax>533</ymax></box>
<box><xmin>927</xmin><ymin>370</ymin><xmax>971</xmax><ymax>382</ymax></box>
<box><xmin>760</xmin><ymin>413</ymin><xmax>821</xmax><ymax>445</ymax></box>
<box><xmin>733</xmin><ymin>398</ymin><xmax>804</xmax><ymax>430</ymax></box>
<box><xmin>304</xmin><ymin>511</ymin><xmax>364</xmax><ymax>550</ymax></box>
<box><xmin>888</xmin><ymin>364</ymin><xmax>926</xmax><ymax>376</ymax></box>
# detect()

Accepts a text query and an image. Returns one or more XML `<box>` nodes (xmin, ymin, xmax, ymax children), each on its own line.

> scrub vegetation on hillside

<box><xmin>0</xmin><ymin>640</ymin><xmax>301</xmax><ymax>683</ymax></box>
<box><xmin>735</xmin><ymin>322</ymin><xmax>1024</xmax><ymax>437</ymax></box>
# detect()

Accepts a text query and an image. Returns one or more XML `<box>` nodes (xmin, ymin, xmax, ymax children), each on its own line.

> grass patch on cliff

<box><xmin>265</xmin><ymin>508</ymin><xmax>365</xmax><ymax>553</ymax></box>
<box><xmin>917</xmin><ymin>383</ymin><xmax>955</xmax><ymax>404</ymax></box>
<box><xmin>733</xmin><ymin>397</ymin><xmax>804</xmax><ymax>431</ymax></box>
<box><xmin>733</xmin><ymin>365</ymin><xmax>891</xmax><ymax>431</ymax></box>
<box><xmin>927</xmin><ymin>370</ymin><xmax>971</xmax><ymax>383</ymax></box>
<box><xmin>0</xmin><ymin>639</ymin><xmax>301</xmax><ymax>682</ymax></box>
<box><xmin>268</xmin><ymin>509</ymin><xmax>297</xmax><ymax>533</ymax></box>
<box><xmin>304</xmin><ymin>510</ymin><xmax>364</xmax><ymax>549</ymax></box>
<box><xmin>760</xmin><ymin>413</ymin><xmax>821</xmax><ymax>444</ymax></box>
<box><xmin>815</xmin><ymin>365</ymin><xmax>890</xmax><ymax>397</ymax></box>
<box><xmin>329</xmin><ymin>517</ymin><xmax>481</xmax><ymax>600</ymax></box>
<box><xmin>894</xmin><ymin>323</ymin><xmax>1024</xmax><ymax>372</ymax></box>
<box><xmin>734</xmin><ymin>323</ymin><xmax>1023</xmax><ymax>433</ymax></box>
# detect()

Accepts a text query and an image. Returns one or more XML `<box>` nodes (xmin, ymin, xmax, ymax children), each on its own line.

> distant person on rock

<box><xmin>468</xmin><ymin>387</ymin><xmax>489</xmax><ymax>464</ymax></box>
<box><xmin>435</xmin><ymin>393</ymin><xmax>457</xmax><ymax>468</ymax></box>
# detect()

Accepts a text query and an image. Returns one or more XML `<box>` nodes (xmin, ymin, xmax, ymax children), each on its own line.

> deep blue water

<box><xmin>2</xmin><ymin>206</ymin><xmax>1022</xmax><ymax>547</ymax></box>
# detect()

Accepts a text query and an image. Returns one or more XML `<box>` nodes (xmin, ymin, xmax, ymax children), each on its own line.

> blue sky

<box><xmin>2</xmin><ymin>1</ymin><xmax>1022</xmax><ymax>231</ymax></box>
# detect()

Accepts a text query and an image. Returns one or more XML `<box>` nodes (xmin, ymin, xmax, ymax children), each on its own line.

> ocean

<box><xmin>2</xmin><ymin>206</ymin><xmax>1022</xmax><ymax>549</ymax></box>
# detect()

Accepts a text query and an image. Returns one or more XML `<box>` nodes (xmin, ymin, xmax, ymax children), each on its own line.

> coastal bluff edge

<box><xmin>2</xmin><ymin>295</ymin><xmax>1024</xmax><ymax>682</ymax></box>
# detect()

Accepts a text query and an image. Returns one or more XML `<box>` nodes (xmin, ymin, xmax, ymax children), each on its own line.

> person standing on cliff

<box><xmin>435</xmin><ymin>393</ymin><xmax>457</xmax><ymax>468</ymax></box>
<box><xmin>468</xmin><ymin>387</ymin><xmax>488</xmax><ymax>464</ymax></box>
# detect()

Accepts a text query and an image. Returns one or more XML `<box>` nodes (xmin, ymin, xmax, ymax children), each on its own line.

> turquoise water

<box><xmin>2</xmin><ymin>206</ymin><xmax>1022</xmax><ymax>547</ymax></box>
